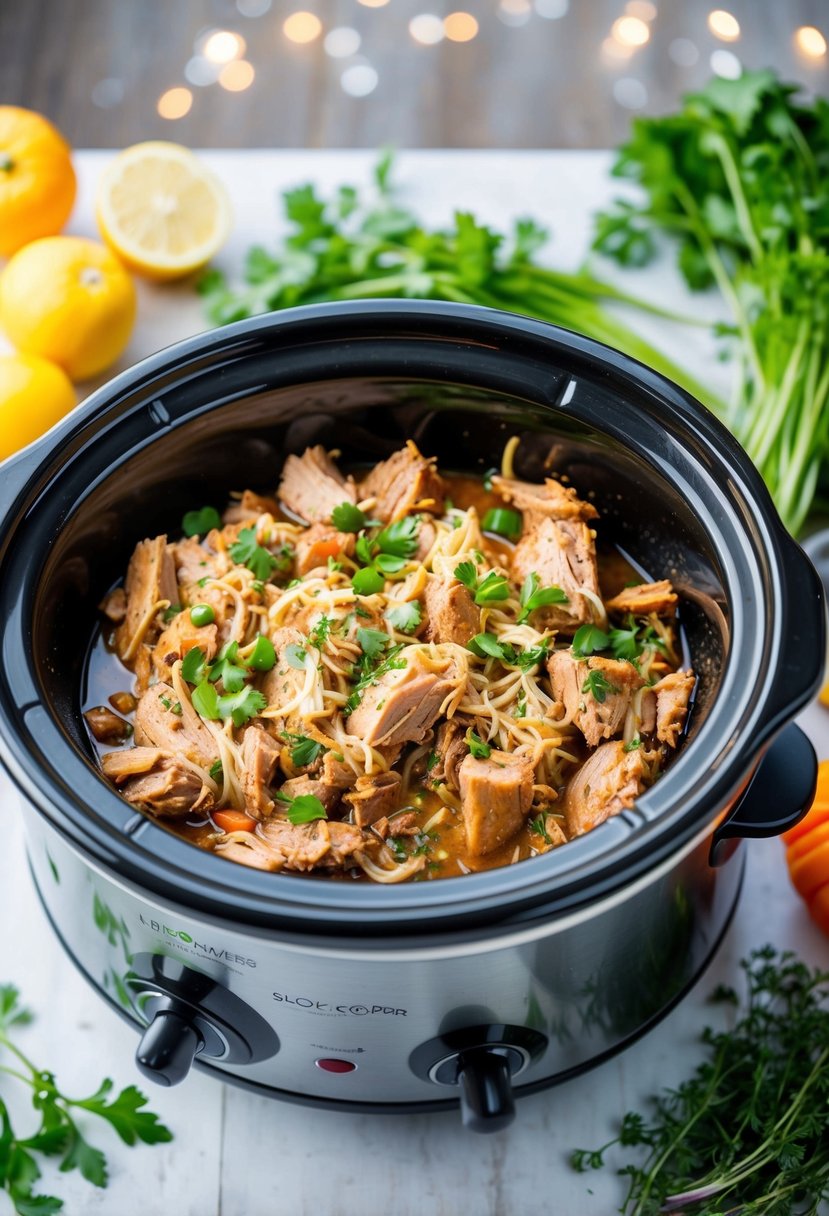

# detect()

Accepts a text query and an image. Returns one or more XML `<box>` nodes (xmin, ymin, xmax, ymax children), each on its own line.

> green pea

<box><xmin>190</xmin><ymin>603</ymin><xmax>215</xmax><ymax>627</ymax></box>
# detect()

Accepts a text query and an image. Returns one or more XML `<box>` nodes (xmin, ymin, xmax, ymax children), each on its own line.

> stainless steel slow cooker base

<box><xmin>23</xmin><ymin>800</ymin><xmax>745</xmax><ymax>1119</ymax></box>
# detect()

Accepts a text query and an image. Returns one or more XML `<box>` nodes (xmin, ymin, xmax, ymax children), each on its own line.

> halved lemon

<box><xmin>96</xmin><ymin>142</ymin><xmax>231</xmax><ymax>281</ymax></box>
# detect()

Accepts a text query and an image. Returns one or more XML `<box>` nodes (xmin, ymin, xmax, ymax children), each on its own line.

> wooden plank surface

<box><xmin>0</xmin><ymin>148</ymin><xmax>827</xmax><ymax>1215</ymax></box>
<box><xmin>0</xmin><ymin>0</ymin><xmax>826</xmax><ymax>149</ymax></box>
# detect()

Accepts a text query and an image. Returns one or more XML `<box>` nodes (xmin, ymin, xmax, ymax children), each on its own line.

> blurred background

<box><xmin>1</xmin><ymin>0</ymin><xmax>826</xmax><ymax>149</ymax></box>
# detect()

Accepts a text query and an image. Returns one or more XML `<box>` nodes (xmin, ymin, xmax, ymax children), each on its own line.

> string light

<box><xmin>409</xmin><ymin>14</ymin><xmax>444</xmax><ymax>43</ymax></box>
<box><xmin>203</xmin><ymin>30</ymin><xmax>246</xmax><ymax>62</ymax></box>
<box><xmin>157</xmin><ymin>87</ymin><xmax>193</xmax><ymax>119</ymax></box>
<box><xmin>444</xmin><ymin>12</ymin><xmax>479</xmax><ymax>41</ymax></box>
<box><xmin>283</xmin><ymin>12</ymin><xmax>323</xmax><ymax>43</ymax></box>
<box><xmin>324</xmin><ymin>27</ymin><xmax>361</xmax><ymax>57</ymax></box>
<box><xmin>710</xmin><ymin>48</ymin><xmax>741</xmax><ymax>77</ymax></box>
<box><xmin>219</xmin><ymin>60</ymin><xmax>255</xmax><ymax>90</ymax></box>
<box><xmin>611</xmin><ymin>15</ymin><xmax>650</xmax><ymax>46</ymax></box>
<box><xmin>794</xmin><ymin>26</ymin><xmax>827</xmax><ymax>58</ymax></box>
<box><xmin>707</xmin><ymin>10</ymin><xmax>740</xmax><ymax>41</ymax></box>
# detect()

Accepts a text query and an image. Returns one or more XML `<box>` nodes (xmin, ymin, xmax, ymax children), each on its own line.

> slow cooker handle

<box><xmin>709</xmin><ymin>722</ymin><xmax>817</xmax><ymax>867</ymax></box>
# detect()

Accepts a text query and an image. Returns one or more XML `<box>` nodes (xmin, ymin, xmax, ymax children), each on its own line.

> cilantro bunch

<box><xmin>572</xmin><ymin>946</ymin><xmax>829</xmax><ymax>1215</ymax></box>
<box><xmin>595</xmin><ymin>70</ymin><xmax>829</xmax><ymax>534</ymax></box>
<box><xmin>0</xmin><ymin>986</ymin><xmax>171</xmax><ymax>1214</ymax></box>
<box><xmin>199</xmin><ymin>154</ymin><xmax>711</xmax><ymax>407</ymax></box>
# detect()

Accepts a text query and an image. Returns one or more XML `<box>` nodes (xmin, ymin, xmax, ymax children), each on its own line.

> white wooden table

<box><xmin>1</xmin><ymin>151</ymin><xmax>827</xmax><ymax>1216</ymax></box>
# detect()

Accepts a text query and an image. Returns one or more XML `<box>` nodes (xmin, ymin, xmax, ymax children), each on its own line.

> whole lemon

<box><xmin>0</xmin><ymin>353</ymin><xmax>76</xmax><ymax>460</ymax></box>
<box><xmin>0</xmin><ymin>106</ymin><xmax>77</xmax><ymax>257</ymax></box>
<box><xmin>0</xmin><ymin>237</ymin><xmax>136</xmax><ymax>382</ymax></box>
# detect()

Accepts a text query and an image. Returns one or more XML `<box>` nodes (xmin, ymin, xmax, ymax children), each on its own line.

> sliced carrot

<box><xmin>809</xmin><ymin>883</ymin><xmax>829</xmax><ymax>936</ymax></box>
<box><xmin>788</xmin><ymin>838</ymin><xmax>829</xmax><ymax>899</ymax></box>
<box><xmin>304</xmin><ymin>537</ymin><xmax>343</xmax><ymax>568</ymax></box>
<box><xmin>213</xmin><ymin>810</ymin><xmax>257</xmax><ymax>834</ymax></box>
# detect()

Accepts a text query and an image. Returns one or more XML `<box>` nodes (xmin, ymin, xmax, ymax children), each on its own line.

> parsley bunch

<box><xmin>0</xmin><ymin>985</ymin><xmax>171</xmax><ymax>1215</ymax></box>
<box><xmin>572</xmin><ymin>946</ymin><xmax>829</xmax><ymax>1215</ymax></box>
<box><xmin>199</xmin><ymin>154</ymin><xmax>712</xmax><ymax>409</ymax></box>
<box><xmin>595</xmin><ymin>71</ymin><xmax>829</xmax><ymax>534</ymax></box>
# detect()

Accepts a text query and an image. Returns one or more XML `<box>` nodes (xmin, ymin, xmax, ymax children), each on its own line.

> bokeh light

<box><xmin>219</xmin><ymin>60</ymin><xmax>255</xmax><ymax>91</ymax></box>
<box><xmin>157</xmin><ymin>87</ymin><xmax>193</xmax><ymax>119</ymax></box>
<box><xmin>324</xmin><ymin>27</ymin><xmax>361</xmax><ymax>58</ymax></box>
<box><xmin>601</xmin><ymin>36</ymin><xmax>634</xmax><ymax>63</ymax></box>
<box><xmin>668</xmin><ymin>37</ymin><xmax>699</xmax><ymax>66</ymax></box>
<box><xmin>533</xmin><ymin>0</ymin><xmax>568</xmax><ymax>17</ymax></box>
<box><xmin>283</xmin><ymin>12</ymin><xmax>323</xmax><ymax>43</ymax></box>
<box><xmin>357</xmin><ymin>0</ymin><xmax>389</xmax><ymax>7</ymax></box>
<box><xmin>409</xmin><ymin>14</ymin><xmax>444</xmax><ymax>43</ymax></box>
<box><xmin>444</xmin><ymin>12</ymin><xmax>479</xmax><ymax>42</ymax></box>
<box><xmin>185</xmin><ymin>56</ymin><xmax>221</xmax><ymax>86</ymax></box>
<box><xmin>611</xmin><ymin>15</ymin><xmax>650</xmax><ymax>47</ymax></box>
<box><xmin>707</xmin><ymin>10</ymin><xmax>740</xmax><ymax>41</ymax></box>
<box><xmin>341</xmin><ymin>63</ymin><xmax>379</xmax><ymax>95</ymax></box>
<box><xmin>613</xmin><ymin>77</ymin><xmax>648</xmax><ymax>108</ymax></box>
<box><xmin>236</xmin><ymin>0</ymin><xmax>271</xmax><ymax>15</ymax></box>
<box><xmin>794</xmin><ymin>26</ymin><xmax>827</xmax><ymax>58</ymax></box>
<box><xmin>625</xmin><ymin>1</ymin><xmax>657</xmax><ymax>20</ymax></box>
<box><xmin>497</xmin><ymin>0</ymin><xmax>532</xmax><ymax>27</ymax></box>
<box><xmin>710</xmin><ymin>48</ymin><xmax>741</xmax><ymax>77</ymax></box>
<box><xmin>203</xmin><ymin>30</ymin><xmax>246</xmax><ymax>63</ymax></box>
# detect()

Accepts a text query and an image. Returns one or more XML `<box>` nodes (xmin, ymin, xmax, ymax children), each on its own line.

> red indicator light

<box><xmin>315</xmin><ymin>1057</ymin><xmax>357</xmax><ymax>1074</ymax></box>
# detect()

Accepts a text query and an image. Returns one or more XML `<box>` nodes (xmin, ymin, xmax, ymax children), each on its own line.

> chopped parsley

<box><xmin>351</xmin><ymin>515</ymin><xmax>421</xmax><ymax>591</ymax></box>
<box><xmin>275</xmin><ymin>790</ymin><xmax>328</xmax><ymax>825</ymax></box>
<box><xmin>191</xmin><ymin>680</ymin><xmax>267</xmax><ymax>727</ymax></box>
<box><xmin>623</xmin><ymin>735</ymin><xmax>642</xmax><ymax>752</ymax></box>
<box><xmin>572</xmin><ymin>615</ymin><xmax>665</xmax><ymax>664</ymax></box>
<box><xmin>426</xmin><ymin>750</ymin><xmax>439</xmax><ymax>772</ymax></box>
<box><xmin>468</xmin><ymin>632</ymin><xmax>549</xmax><ymax>669</ymax></box>
<box><xmin>208</xmin><ymin>640</ymin><xmax>247</xmax><ymax>692</ymax></box>
<box><xmin>229</xmin><ymin>526</ymin><xmax>280</xmax><ymax>582</ymax></box>
<box><xmin>517</xmin><ymin>571</ymin><xmax>569</xmax><ymax>623</ymax></box>
<box><xmin>356</xmin><ymin>626</ymin><xmax>390</xmax><ymax>658</ymax></box>
<box><xmin>454</xmin><ymin>562</ymin><xmax>511</xmax><ymax>606</ymax></box>
<box><xmin>582</xmin><ymin>669</ymin><xmax>619</xmax><ymax>704</ymax></box>
<box><xmin>281</xmin><ymin>731</ymin><xmax>327</xmax><ymax>767</ymax></box>
<box><xmin>209</xmin><ymin>759</ymin><xmax>223</xmax><ymax>780</ymax></box>
<box><xmin>307</xmin><ymin>614</ymin><xmax>334</xmax><ymax>650</ymax></box>
<box><xmin>344</xmin><ymin>640</ymin><xmax>407</xmax><ymax>715</ymax></box>
<box><xmin>182</xmin><ymin>506</ymin><xmax>222</xmax><ymax>537</ymax></box>
<box><xmin>467</xmin><ymin>729</ymin><xmax>492</xmax><ymax>759</ymax></box>
<box><xmin>530</xmin><ymin>814</ymin><xmax>553</xmax><ymax>844</ymax></box>
<box><xmin>386</xmin><ymin>600</ymin><xmax>422</xmax><ymax>634</ymax></box>
<box><xmin>572</xmin><ymin>623</ymin><xmax>611</xmax><ymax>658</ymax></box>
<box><xmin>181</xmin><ymin>646</ymin><xmax>209</xmax><ymax>684</ymax></box>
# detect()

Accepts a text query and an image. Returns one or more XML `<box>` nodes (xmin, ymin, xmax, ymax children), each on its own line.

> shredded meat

<box><xmin>102</xmin><ymin>748</ymin><xmax>212</xmax><ymax>818</ymax></box>
<box><xmin>279</xmin><ymin>775</ymin><xmax>342</xmax><ymax>816</ymax></box>
<box><xmin>547</xmin><ymin>651</ymin><xmax>644</xmax><ymax>747</ymax></box>
<box><xmin>241</xmin><ymin>725</ymin><xmax>281</xmax><ymax>818</ymax></box>
<box><xmin>492</xmin><ymin>475</ymin><xmax>598</xmax><ymax>523</ymax></box>
<box><xmin>562</xmin><ymin>740</ymin><xmax>646</xmax><ymax>837</ymax></box>
<box><xmin>171</xmin><ymin>536</ymin><xmax>228</xmax><ymax>588</ymax></box>
<box><xmin>422</xmin><ymin>572</ymin><xmax>480</xmax><ymax>645</ymax></box>
<box><xmin>223</xmin><ymin>489</ymin><xmax>280</xmax><ymax>525</ymax></box>
<box><xmin>114</xmin><ymin>536</ymin><xmax>178</xmax><ymax>667</ymax></box>
<box><xmin>357</xmin><ymin>442</ymin><xmax>445</xmax><ymax>522</ymax></box>
<box><xmin>134</xmin><ymin>682</ymin><xmax>218</xmax><ymax>768</ymax></box>
<box><xmin>346</xmin><ymin>649</ymin><xmax>461</xmax><ymax>748</ymax></box>
<box><xmin>221</xmin><ymin>817</ymin><xmax>370</xmax><ymax>872</ymax></box>
<box><xmin>458</xmin><ymin>750</ymin><xmax>534</xmax><ymax>856</ymax></box>
<box><xmin>653</xmin><ymin>670</ymin><xmax>695</xmax><ymax>747</ymax></box>
<box><xmin>373</xmin><ymin>812</ymin><xmax>419</xmax><ymax>839</ymax></box>
<box><xmin>431</xmin><ymin>719</ymin><xmax>469</xmax><ymax>791</ymax></box>
<box><xmin>278</xmin><ymin>446</ymin><xmax>357</xmax><ymax>524</ymax></box>
<box><xmin>259</xmin><ymin>627</ymin><xmax>310</xmax><ymax>735</ymax></box>
<box><xmin>294</xmin><ymin>523</ymin><xmax>356</xmax><ymax>575</ymax></box>
<box><xmin>152</xmin><ymin>610</ymin><xmax>218</xmax><ymax>683</ymax></box>
<box><xmin>343</xmin><ymin>772</ymin><xmax>402</xmax><ymax>828</ymax></box>
<box><xmin>605</xmin><ymin>579</ymin><xmax>678</xmax><ymax>618</ymax></box>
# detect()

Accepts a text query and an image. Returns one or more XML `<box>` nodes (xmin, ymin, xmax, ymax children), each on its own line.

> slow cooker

<box><xmin>0</xmin><ymin>301</ymin><xmax>823</xmax><ymax>1133</ymax></box>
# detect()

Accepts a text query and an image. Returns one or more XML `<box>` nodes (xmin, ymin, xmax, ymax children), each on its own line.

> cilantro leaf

<box><xmin>356</xmin><ymin>627</ymin><xmax>390</xmax><ymax>658</ymax></box>
<box><xmin>280</xmin><ymin>732</ymin><xmax>326</xmax><ymax>768</ymax></box>
<box><xmin>191</xmin><ymin>680</ymin><xmax>220</xmax><ymax>719</ymax></box>
<box><xmin>454</xmin><ymin>561</ymin><xmax>478</xmax><ymax>592</ymax></box>
<box><xmin>608</xmin><ymin>620</ymin><xmax>641</xmax><ymax>662</ymax></box>
<box><xmin>376</xmin><ymin>516</ymin><xmax>420</xmax><ymax>558</ymax></box>
<box><xmin>208</xmin><ymin>641</ymin><xmax>247</xmax><ymax>693</ymax></box>
<box><xmin>517</xmin><ymin>572</ymin><xmax>568</xmax><ymax>623</ymax></box>
<box><xmin>385</xmin><ymin>601</ymin><xmax>422</xmax><ymax>634</ymax></box>
<box><xmin>229</xmin><ymin>527</ymin><xmax>280</xmax><ymax>582</ymax></box>
<box><xmin>468</xmin><ymin>632</ymin><xmax>517</xmax><ymax>663</ymax></box>
<box><xmin>276</xmin><ymin>790</ymin><xmax>328</xmax><ymax>824</ymax></box>
<box><xmin>474</xmin><ymin>570</ymin><xmax>511</xmax><ymax>605</ymax></box>
<box><xmin>217</xmin><ymin>686</ymin><xmax>267</xmax><ymax>728</ymax></box>
<box><xmin>331</xmin><ymin>502</ymin><xmax>379</xmax><ymax>532</ymax></box>
<box><xmin>180</xmin><ymin>646</ymin><xmax>208</xmax><ymax>685</ymax></box>
<box><xmin>581</xmin><ymin>669</ymin><xmax>618</xmax><ymax>704</ymax></box>
<box><xmin>466</xmin><ymin>729</ymin><xmax>492</xmax><ymax>759</ymax></box>
<box><xmin>572</xmin><ymin>623</ymin><xmax>611</xmax><ymax>658</ymax></box>
<box><xmin>344</xmin><ymin>642</ymin><xmax>407</xmax><ymax>715</ymax></box>
<box><xmin>181</xmin><ymin>506</ymin><xmax>221</xmax><ymax>537</ymax></box>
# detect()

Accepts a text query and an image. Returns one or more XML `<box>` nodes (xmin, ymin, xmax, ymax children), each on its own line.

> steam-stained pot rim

<box><xmin>0</xmin><ymin>301</ymin><xmax>822</xmax><ymax>935</ymax></box>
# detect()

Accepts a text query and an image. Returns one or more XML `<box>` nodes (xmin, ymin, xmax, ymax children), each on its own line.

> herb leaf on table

<box><xmin>571</xmin><ymin>946</ymin><xmax>829</xmax><ymax>1215</ymax></box>
<box><xmin>0</xmin><ymin>984</ymin><xmax>172</xmax><ymax>1215</ymax></box>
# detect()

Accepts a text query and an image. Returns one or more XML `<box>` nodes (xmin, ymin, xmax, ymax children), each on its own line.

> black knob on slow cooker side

<box><xmin>136</xmin><ymin>1008</ymin><xmax>203</xmax><ymax>1087</ymax></box>
<box><xmin>456</xmin><ymin>1047</ymin><xmax>516</xmax><ymax>1133</ymax></box>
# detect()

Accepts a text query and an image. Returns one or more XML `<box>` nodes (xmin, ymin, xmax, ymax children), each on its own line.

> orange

<box><xmin>0</xmin><ymin>237</ymin><xmax>136</xmax><ymax>382</ymax></box>
<box><xmin>0</xmin><ymin>106</ymin><xmax>77</xmax><ymax>257</ymax></box>
<box><xmin>96</xmin><ymin>142</ymin><xmax>231</xmax><ymax>280</ymax></box>
<box><xmin>0</xmin><ymin>353</ymin><xmax>76</xmax><ymax>460</ymax></box>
